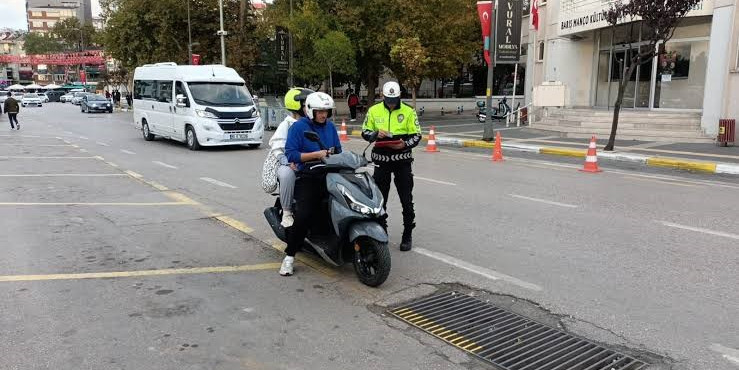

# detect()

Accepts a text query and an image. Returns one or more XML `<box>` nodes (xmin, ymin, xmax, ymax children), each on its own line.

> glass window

<box><xmin>537</xmin><ymin>41</ymin><xmax>544</xmax><ymax>62</ymax></box>
<box><xmin>187</xmin><ymin>83</ymin><xmax>254</xmax><ymax>107</ymax></box>
<box><xmin>157</xmin><ymin>81</ymin><xmax>173</xmax><ymax>103</ymax></box>
<box><xmin>134</xmin><ymin>80</ymin><xmax>157</xmax><ymax>100</ymax></box>
<box><xmin>654</xmin><ymin>40</ymin><xmax>708</xmax><ymax>109</ymax></box>
<box><xmin>671</xmin><ymin>16</ymin><xmax>711</xmax><ymax>39</ymax></box>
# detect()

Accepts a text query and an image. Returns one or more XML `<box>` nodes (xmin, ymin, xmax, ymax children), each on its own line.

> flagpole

<box><xmin>483</xmin><ymin>0</ymin><xmax>497</xmax><ymax>141</ymax></box>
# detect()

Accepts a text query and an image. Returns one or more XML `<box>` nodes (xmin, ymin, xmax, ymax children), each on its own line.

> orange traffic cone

<box><xmin>424</xmin><ymin>126</ymin><xmax>440</xmax><ymax>152</ymax></box>
<box><xmin>339</xmin><ymin>119</ymin><xmax>349</xmax><ymax>142</ymax></box>
<box><xmin>492</xmin><ymin>131</ymin><xmax>504</xmax><ymax>162</ymax></box>
<box><xmin>579</xmin><ymin>136</ymin><xmax>602</xmax><ymax>173</ymax></box>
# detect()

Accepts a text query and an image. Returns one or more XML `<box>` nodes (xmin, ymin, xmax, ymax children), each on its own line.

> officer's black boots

<box><xmin>399</xmin><ymin>224</ymin><xmax>414</xmax><ymax>251</ymax></box>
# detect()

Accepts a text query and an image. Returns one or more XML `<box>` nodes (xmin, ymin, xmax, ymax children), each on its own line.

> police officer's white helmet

<box><xmin>304</xmin><ymin>92</ymin><xmax>335</xmax><ymax>120</ymax></box>
<box><xmin>382</xmin><ymin>81</ymin><xmax>401</xmax><ymax>106</ymax></box>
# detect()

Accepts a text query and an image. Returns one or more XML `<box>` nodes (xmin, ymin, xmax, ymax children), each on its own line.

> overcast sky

<box><xmin>0</xmin><ymin>0</ymin><xmax>102</xmax><ymax>31</ymax></box>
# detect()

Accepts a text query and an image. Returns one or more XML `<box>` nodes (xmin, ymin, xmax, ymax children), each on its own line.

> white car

<box><xmin>0</xmin><ymin>91</ymin><xmax>10</xmax><ymax>105</ymax></box>
<box><xmin>60</xmin><ymin>93</ymin><xmax>74</xmax><ymax>103</ymax></box>
<box><xmin>36</xmin><ymin>93</ymin><xmax>49</xmax><ymax>103</ymax></box>
<box><xmin>21</xmin><ymin>93</ymin><xmax>43</xmax><ymax>107</ymax></box>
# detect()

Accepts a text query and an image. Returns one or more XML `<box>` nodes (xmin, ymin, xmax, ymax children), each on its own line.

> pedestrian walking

<box><xmin>347</xmin><ymin>89</ymin><xmax>359</xmax><ymax>122</ymax></box>
<box><xmin>125</xmin><ymin>92</ymin><xmax>132</xmax><ymax>108</ymax></box>
<box><xmin>105</xmin><ymin>90</ymin><xmax>111</xmax><ymax>100</ymax></box>
<box><xmin>361</xmin><ymin>81</ymin><xmax>422</xmax><ymax>251</ymax></box>
<box><xmin>113</xmin><ymin>90</ymin><xmax>121</xmax><ymax>107</ymax></box>
<box><xmin>4</xmin><ymin>95</ymin><xmax>20</xmax><ymax>130</ymax></box>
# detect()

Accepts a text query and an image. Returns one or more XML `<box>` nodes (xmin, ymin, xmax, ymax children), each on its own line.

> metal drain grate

<box><xmin>390</xmin><ymin>291</ymin><xmax>649</xmax><ymax>370</ymax></box>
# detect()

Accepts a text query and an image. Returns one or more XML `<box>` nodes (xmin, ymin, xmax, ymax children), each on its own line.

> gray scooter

<box><xmin>264</xmin><ymin>131</ymin><xmax>391</xmax><ymax>287</ymax></box>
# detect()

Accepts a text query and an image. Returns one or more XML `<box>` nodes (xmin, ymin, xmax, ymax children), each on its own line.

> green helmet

<box><xmin>284</xmin><ymin>87</ymin><xmax>315</xmax><ymax>116</ymax></box>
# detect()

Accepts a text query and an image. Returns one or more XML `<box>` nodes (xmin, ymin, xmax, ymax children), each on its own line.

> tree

<box><xmin>23</xmin><ymin>33</ymin><xmax>63</xmax><ymax>54</ymax></box>
<box><xmin>390</xmin><ymin>37</ymin><xmax>429</xmax><ymax>108</ymax></box>
<box><xmin>51</xmin><ymin>18</ymin><xmax>97</xmax><ymax>51</ymax></box>
<box><xmin>603</xmin><ymin>0</ymin><xmax>701</xmax><ymax>151</ymax></box>
<box><xmin>313</xmin><ymin>31</ymin><xmax>356</xmax><ymax>96</ymax></box>
<box><xmin>100</xmin><ymin>0</ymin><xmax>260</xmax><ymax>81</ymax></box>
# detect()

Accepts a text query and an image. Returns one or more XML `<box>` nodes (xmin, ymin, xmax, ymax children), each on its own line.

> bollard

<box><xmin>456</xmin><ymin>106</ymin><xmax>461</xmax><ymax>115</ymax></box>
<box><xmin>419</xmin><ymin>107</ymin><xmax>425</xmax><ymax>117</ymax></box>
<box><xmin>441</xmin><ymin>107</ymin><xmax>445</xmax><ymax>116</ymax></box>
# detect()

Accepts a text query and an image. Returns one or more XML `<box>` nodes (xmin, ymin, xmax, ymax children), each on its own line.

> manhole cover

<box><xmin>390</xmin><ymin>291</ymin><xmax>649</xmax><ymax>370</ymax></box>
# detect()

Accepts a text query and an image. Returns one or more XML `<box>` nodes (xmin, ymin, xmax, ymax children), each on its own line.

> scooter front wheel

<box><xmin>353</xmin><ymin>237</ymin><xmax>391</xmax><ymax>287</ymax></box>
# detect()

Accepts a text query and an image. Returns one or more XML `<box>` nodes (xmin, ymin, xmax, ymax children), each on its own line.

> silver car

<box><xmin>71</xmin><ymin>92</ymin><xmax>88</xmax><ymax>105</ymax></box>
<box><xmin>60</xmin><ymin>93</ymin><xmax>74</xmax><ymax>103</ymax></box>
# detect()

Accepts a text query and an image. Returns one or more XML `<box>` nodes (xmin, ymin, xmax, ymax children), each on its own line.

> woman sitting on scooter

<box><xmin>279</xmin><ymin>92</ymin><xmax>343</xmax><ymax>276</ymax></box>
<box><xmin>267</xmin><ymin>87</ymin><xmax>314</xmax><ymax>228</ymax></box>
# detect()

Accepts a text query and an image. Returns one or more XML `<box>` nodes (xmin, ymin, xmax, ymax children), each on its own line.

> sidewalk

<box><xmin>342</xmin><ymin>116</ymin><xmax>739</xmax><ymax>175</ymax></box>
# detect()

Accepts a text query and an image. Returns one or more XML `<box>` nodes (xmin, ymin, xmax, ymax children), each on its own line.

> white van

<box><xmin>133</xmin><ymin>62</ymin><xmax>263</xmax><ymax>150</ymax></box>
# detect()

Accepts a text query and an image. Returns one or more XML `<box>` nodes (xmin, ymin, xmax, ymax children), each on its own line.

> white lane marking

<box><xmin>120</xmin><ymin>149</ymin><xmax>136</xmax><ymax>155</ymax></box>
<box><xmin>414</xmin><ymin>247</ymin><xmax>543</xmax><ymax>291</ymax></box>
<box><xmin>152</xmin><ymin>161</ymin><xmax>178</xmax><ymax>169</ymax></box>
<box><xmin>96</xmin><ymin>142</ymin><xmax>109</xmax><ymax>146</ymax></box>
<box><xmin>79</xmin><ymin>136</ymin><xmax>89</xmax><ymax>140</ymax></box>
<box><xmin>0</xmin><ymin>174</ymin><xmax>125</xmax><ymax>177</ymax></box>
<box><xmin>623</xmin><ymin>175</ymin><xmax>698</xmax><ymax>187</ymax></box>
<box><xmin>710</xmin><ymin>344</ymin><xmax>739</xmax><ymax>366</ymax></box>
<box><xmin>415</xmin><ymin>176</ymin><xmax>457</xmax><ymax>186</ymax></box>
<box><xmin>658</xmin><ymin>221</ymin><xmax>739</xmax><ymax>240</ymax></box>
<box><xmin>0</xmin><ymin>156</ymin><xmax>96</xmax><ymax>159</ymax></box>
<box><xmin>79</xmin><ymin>149</ymin><xmax>88</xmax><ymax>153</ymax></box>
<box><xmin>509</xmin><ymin>194</ymin><xmax>578</xmax><ymax>208</ymax></box>
<box><xmin>200</xmin><ymin>177</ymin><xmax>238</xmax><ymax>189</ymax></box>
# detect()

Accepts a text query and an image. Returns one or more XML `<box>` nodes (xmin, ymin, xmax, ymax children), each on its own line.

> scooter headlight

<box><xmin>336</xmin><ymin>183</ymin><xmax>381</xmax><ymax>215</ymax></box>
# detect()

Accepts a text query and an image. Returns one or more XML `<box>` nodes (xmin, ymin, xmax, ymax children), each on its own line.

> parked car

<box><xmin>21</xmin><ymin>93</ymin><xmax>43</xmax><ymax>107</ymax></box>
<box><xmin>80</xmin><ymin>94</ymin><xmax>113</xmax><ymax>113</ymax></box>
<box><xmin>71</xmin><ymin>92</ymin><xmax>88</xmax><ymax>105</ymax></box>
<box><xmin>36</xmin><ymin>93</ymin><xmax>49</xmax><ymax>103</ymax></box>
<box><xmin>60</xmin><ymin>92</ymin><xmax>74</xmax><ymax>103</ymax></box>
<box><xmin>0</xmin><ymin>91</ymin><xmax>10</xmax><ymax>105</ymax></box>
<box><xmin>45</xmin><ymin>90</ymin><xmax>65</xmax><ymax>102</ymax></box>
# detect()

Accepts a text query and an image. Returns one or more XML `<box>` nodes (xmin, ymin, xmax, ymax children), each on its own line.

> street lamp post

<box><xmin>288</xmin><ymin>0</ymin><xmax>294</xmax><ymax>87</ymax></box>
<box><xmin>187</xmin><ymin>0</ymin><xmax>192</xmax><ymax>65</ymax></box>
<box><xmin>218</xmin><ymin>0</ymin><xmax>227</xmax><ymax>66</ymax></box>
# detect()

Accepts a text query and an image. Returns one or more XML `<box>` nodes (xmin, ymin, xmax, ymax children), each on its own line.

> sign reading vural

<box><xmin>496</xmin><ymin>0</ymin><xmax>522</xmax><ymax>63</ymax></box>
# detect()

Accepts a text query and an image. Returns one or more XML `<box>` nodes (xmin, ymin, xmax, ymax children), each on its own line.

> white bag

<box><xmin>261</xmin><ymin>151</ymin><xmax>280</xmax><ymax>193</ymax></box>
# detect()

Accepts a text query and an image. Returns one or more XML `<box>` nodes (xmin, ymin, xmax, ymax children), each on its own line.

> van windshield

<box><xmin>187</xmin><ymin>82</ymin><xmax>253</xmax><ymax>107</ymax></box>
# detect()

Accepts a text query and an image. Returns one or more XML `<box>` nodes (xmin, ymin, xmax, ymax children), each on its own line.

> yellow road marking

<box><xmin>0</xmin><ymin>263</ymin><xmax>281</xmax><ymax>283</ymax></box>
<box><xmin>0</xmin><ymin>202</ymin><xmax>191</xmax><ymax>206</ymax></box>
<box><xmin>124</xmin><ymin>170</ymin><xmax>143</xmax><ymax>178</ymax></box>
<box><xmin>646</xmin><ymin>157</ymin><xmax>717</xmax><ymax>173</ymax></box>
<box><xmin>395</xmin><ymin>309</ymin><xmax>486</xmax><ymax>354</ymax></box>
<box><xmin>145</xmin><ymin>181</ymin><xmax>169</xmax><ymax>191</ymax></box>
<box><xmin>539</xmin><ymin>147</ymin><xmax>587</xmax><ymax>158</ymax></box>
<box><xmin>215</xmin><ymin>215</ymin><xmax>254</xmax><ymax>234</ymax></box>
<box><xmin>163</xmin><ymin>191</ymin><xmax>199</xmax><ymax>205</ymax></box>
<box><xmin>269</xmin><ymin>239</ymin><xmax>338</xmax><ymax>277</ymax></box>
<box><xmin>106</xmin><ymin>161</ymin><xmax>119</xmax><ymax>167</ymax></box>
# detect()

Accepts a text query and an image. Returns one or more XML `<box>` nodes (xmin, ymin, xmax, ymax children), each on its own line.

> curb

<box><xmin>348</xmin><ymin>132</ymin><xmax>739</xmax><ymax>175</ymax></box>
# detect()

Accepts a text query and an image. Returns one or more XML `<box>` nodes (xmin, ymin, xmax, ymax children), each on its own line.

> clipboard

<box><xmin>374</xmin><ymin>139</ymin><xmax>404</xmax><ymax>148</ymax></box>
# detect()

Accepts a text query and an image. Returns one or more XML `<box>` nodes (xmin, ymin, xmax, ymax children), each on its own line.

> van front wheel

<box><xmin>142</xmin><ymin>121</ymin><xmax>154</xmax><ymax>141</ymax></box>
<box><xmin>186</xmin><ymin>126</ymin><xmax>201</xmax><ymax>151</ymax></box>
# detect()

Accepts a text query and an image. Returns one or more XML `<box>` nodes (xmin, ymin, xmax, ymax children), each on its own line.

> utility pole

<box><xmin>483</xmin><ymin>0</ymin><xmax>498</xmax><ymax>140</ymax></box>
<box><xmin>187</xmin><ymin>0</ymin><xmax>192</xmax><ymax>65</ymax></box>
<box><xmin>288</xmin><ymin>0</ymin><xmax>294</xmax><ymax>87</ymax></box>
<box><xmin>218</xmin><ymin>0</ymin><xmax>227</xmax><ymax>66</ymax></box>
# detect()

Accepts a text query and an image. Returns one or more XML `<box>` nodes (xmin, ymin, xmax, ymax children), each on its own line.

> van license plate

<box><xmin>229</xmin><ymin>134</ymin><xmax>249</xmax><ymax>140</ymax></box>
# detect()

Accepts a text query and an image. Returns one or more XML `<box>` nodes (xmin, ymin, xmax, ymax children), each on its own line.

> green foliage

<box><xmin>390</xmin><ymin>37</ymin><xmax>429</xmax><ymax>107</ymax></box>
<box><xmin>23</xmin><ymin>33</ymin><xmax>64</xmax><ymax>54</ymax></box>
<box><xmin>313</xmin><ymin>31</ymin><xmax>356</xmax><ymax>94</ymax></box>
<box><xmin>51</xmin><ymin>18</ymin><xmax>97</xmax><ymax>51</ymax></box>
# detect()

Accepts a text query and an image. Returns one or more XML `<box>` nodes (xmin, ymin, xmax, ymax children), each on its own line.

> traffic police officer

<box><xmin>362</xmin><ymin>81</ymin><xmax>422</xmax><ymax>251</ymax></box>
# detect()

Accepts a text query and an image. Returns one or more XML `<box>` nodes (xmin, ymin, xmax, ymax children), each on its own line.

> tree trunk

<box><xmin>366</xmin><ymin>68</ymin><xmax>378</xmax><ymax>105</ymax></box>
<box><xmin>329</xmin><ymin>70</ymin><xmax>333</xmax><ymax>97</ymax></box>
<box><xmin>411</xmin><ymin>86</ymin><xmax>417</xmax><ymax>109</ymax></box>
<box><xmin>605</xmin><ymin>61</ymin><xmax>639</xmax><ymax>151</ymax></box>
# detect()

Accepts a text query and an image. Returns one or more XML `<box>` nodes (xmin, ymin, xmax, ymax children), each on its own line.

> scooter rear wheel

<box><xmin>353</xmin><ymin>237</ymin><xmax>391</xmax><ymax>287</ymax></box>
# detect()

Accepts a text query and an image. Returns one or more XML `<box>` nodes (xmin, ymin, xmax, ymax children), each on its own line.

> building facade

<box><xmin>525</xmin><ymin>0</ymin><xmax>738</xmax><ymax>137</ymax></box>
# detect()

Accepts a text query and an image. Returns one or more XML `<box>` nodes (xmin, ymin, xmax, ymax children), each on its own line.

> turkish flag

<box><xmin>191</xmin><ymin>54</ymin><xmax>201</xmax><ymax>65</ymax></box>
<box><xmin>79</xmin><ymin>70</ymin><xmax>86</xmax><ymax>84</ymax></box>
<box><xmin>531</xmin><ymin>0</ymin><xmax>539</xmax><ymax>31</ymax></box>
<box><xmin>477</xmin><ymin>1</ymin><xmax>493</xmax><ymax>65</ymax></box>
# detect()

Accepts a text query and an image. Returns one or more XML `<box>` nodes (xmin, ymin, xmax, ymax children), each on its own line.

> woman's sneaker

<box><xmin>280</xmin><ymin>210</ymin><xmax>294</xmax><ymax>228</ymax></box>
<box><xmin>279</xmin><ymin>256</ymin><xmax>294</xmax><ymax>276</ymax></box>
